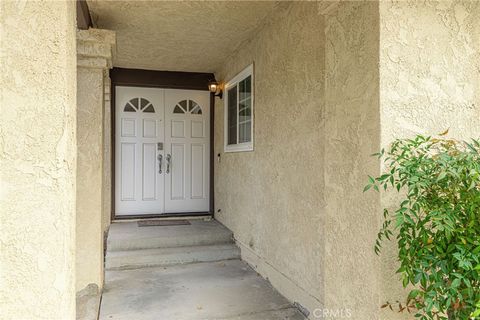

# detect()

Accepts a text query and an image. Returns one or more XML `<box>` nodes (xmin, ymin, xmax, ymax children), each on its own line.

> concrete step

<box><xmin>107</xmin><ymin>219</ymin><xmax>234</xmax><ymax>251</ymax></box>
<box><xmin>105</xmin><ymin>244</ymin><xmax>241</xmax><ymax>270</ymax></box>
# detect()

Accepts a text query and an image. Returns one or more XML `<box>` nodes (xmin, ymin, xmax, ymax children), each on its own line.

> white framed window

<box><xmin>224</xmin><ymin>64</ymin><xmax>254</xmax><ymax>152</ymax></box>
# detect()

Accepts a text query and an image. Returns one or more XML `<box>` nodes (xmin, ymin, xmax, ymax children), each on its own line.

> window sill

<box><xmin>224</xmin><ymin>143</ymin><xmax>254</xmax><ymax>153</ymax></box>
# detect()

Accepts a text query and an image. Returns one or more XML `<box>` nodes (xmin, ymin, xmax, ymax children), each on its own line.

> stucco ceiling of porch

<box><xmin>87</xmin><ymin>1</ymin><xmax>279</xmax><ymax>73</ymax></box>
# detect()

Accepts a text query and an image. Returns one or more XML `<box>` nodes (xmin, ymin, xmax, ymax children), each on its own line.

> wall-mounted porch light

<box><xmin>208</xmin><ymin>81</ymin><xmax>223</xmax><ymax>99</ymax></box>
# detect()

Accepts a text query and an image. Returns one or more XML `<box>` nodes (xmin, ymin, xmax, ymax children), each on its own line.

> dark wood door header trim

<box><xmin>110</xmin><ymin>68</ymin><xmax>216</xmax><ymax>91</ymax></box>
<box><xmin>76</xmin><ymin>0</ymin><xmax>92</xmax><ymax>30</ymax></box>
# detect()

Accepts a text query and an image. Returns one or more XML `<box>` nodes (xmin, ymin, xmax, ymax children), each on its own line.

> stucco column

<box><xmin>323</xmin><ymin>2</ymin><xmax>381</xmax><ymax>319</ymax></box>
<box><xmin>76</xmin><ymin>29</ymin><xmax>115</xmax><ymax>293</ymax></box>
<box><xmin>103</xmin><ymin>71</ymin><xmax>112</xmax><ymax>234</ymax></box>
<box><xmin>0</xmin><ymin>1</ymin><xmax>77</xmax><ymax>319</ymax></box>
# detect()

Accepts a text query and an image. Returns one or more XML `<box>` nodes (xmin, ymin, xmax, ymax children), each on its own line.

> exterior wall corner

<box><xmin>76</xmin><ymin>28</ymin><xmax>116</xmax><ymax>293</ymax></box>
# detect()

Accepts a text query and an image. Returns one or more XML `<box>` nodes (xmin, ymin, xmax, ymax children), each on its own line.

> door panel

<box><xmin>191</xmin><ymin>143</ymin><xmax>205</xmax><ymax>199</ymax></box>
<box><xmin>143</xmin><ymin>119</ymin><xmax>157</xmax><ymax>138</ymax></box>
<box><xmin>142</xmin><ymin>143</ymin><xmax>157</xmax><ymax>200</ymax></box>
<box><xmin>121</xmin><ymin>119</ymin><xmax>136</xmax><ymax>137</ymax></box>
<box><xmin>171</xmin><ymin>120</ymin><xmax>185</xmax><ymax>138</ymax></box>
<box><xmin>115</xmin><ymin>86</ymin><xmax>165</xmax><ymax>215</ymax></box>
<box><xmin>120</xmin><ymin>143</ymin><xmax>135</xmax><ymax>200</ymax></box>
<box><xmin>170</xmin><ymin>143</ymin><xmax>185</xmax><ymax>200</ymax></box>
<box><xmin>191</xmin><ymin>120</ymin><xmax>204</xmax><ymax>138</ymax></box>
<box><xmin>164</xmin><ymin>89</ymin><xmax>210</xmax><ymax>213</ymax></box>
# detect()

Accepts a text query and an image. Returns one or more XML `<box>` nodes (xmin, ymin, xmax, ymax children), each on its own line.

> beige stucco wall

<box><xmin>380</xmin><ymin>0</ymin><xmax>480</xmax><ymax>143</ymax></box>
<box><xmin>323</xmin><ymin>1</ymin><xmax>381</xmax><ymax>319</ymax></box>
<box><xmin>214</xmin><ymin>2</ymin><xmax>326</xmax><ymax>315</ymax></box>
<box><xmin>379</xmin><ymin>1</ymin><xmax>480</xmax><ymax>318</ymax></box>
<box><xmin>215</xmin><ymin>2</ymin><xmax>480</xmax><ymax>319</ymax></box>
<box><xmin>0</xmin><ymin>1</ymin><xmax>77</xmax><ymax>319</ymax></box>
<box><xmin>76</xmin><ymin>29</ymin><xmax>115</xmax><ymax>292</ymax></box>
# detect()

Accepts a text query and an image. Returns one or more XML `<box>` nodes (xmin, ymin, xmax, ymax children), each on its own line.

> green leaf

<box><xmin>467</xmin><ymin>180</ymin><xmax>476</xmax><ymax>191</ymax></box>
<box><xmin>425</xmin><ymin>298</ymin><xmax>434</xmax><ymax>312</ymax></box>
<box><xmin>414</xmin><ymin>272</ymin><xmax>422</xmax><ymax>284</ymax></box>
<box><xmin>436</xmin><ymin>171</ymin><xmax>447</xmax><ymax>182</ymax></box>
<box><xmin>408</xmin><ymin>289</ymin><xmax>421</xmax><ymax>299</ymax></box>
<box><xmin>451</xmin><ymin>278</ymin><xmax>461</xmax><ymax>288</ymax></box>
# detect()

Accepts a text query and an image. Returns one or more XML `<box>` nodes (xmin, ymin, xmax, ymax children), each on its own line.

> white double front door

<box><xmin>115</xmin><ymin>86</ymin><xmax>210</xmax><ymax>215</ymax></box>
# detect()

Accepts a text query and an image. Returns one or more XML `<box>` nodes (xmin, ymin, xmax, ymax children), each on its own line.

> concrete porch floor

<box><xmin>98</xmin><ymin>219</ymin><xmax>305</xmax><ymax>320</ymax></box>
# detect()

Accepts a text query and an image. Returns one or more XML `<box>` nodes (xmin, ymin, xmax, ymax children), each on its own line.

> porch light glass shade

<box><xmin>208</xmin><ymin>82</ymin><xmax>219</xmax><ymax>93</ymax></box>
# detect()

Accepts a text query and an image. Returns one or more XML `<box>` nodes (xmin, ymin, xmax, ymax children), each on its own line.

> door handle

<box><xmin>157</xmin><ymin>154</ymin><xmax>163</xmax><ymax>174</ymax></box>
<box><xmin>166</xmin><ymin>154</ymin><xmax>171</xmax><ymax>174</ymax></box>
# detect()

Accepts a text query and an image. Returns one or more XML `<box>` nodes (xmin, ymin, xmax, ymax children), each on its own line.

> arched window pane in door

<box><xmin>143</xmin><ymin>105</ymin><xmax>155</xmax><ymax>113</ymax></box>
<box><xmin>174</xmin><ymin>99</ymin><xmax>202</xmax><ymax>115</ymax></box>
<box><xmin>174</xmin><ymin>106</ymin><xmax>185</xmax><ymax>114</ymax></box>
<box><xmin>124</xmin><ymin>103</ymin><xmax>136</xmax><ymax>112</ymax></box>
<box><xmin>140</xmin><ymin>98</ymin><xmax>150</xmax><ymax>109</ymax></box>
<box><xmin>123</xmin><ymin>97</ymin><xmax>155</xmax><ymax>113</ymax></box>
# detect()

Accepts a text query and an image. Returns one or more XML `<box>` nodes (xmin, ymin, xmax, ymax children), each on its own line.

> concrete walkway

<box><xmin>99</xmin><ymin>219</ymin><xmax>304</xmax><ymax>320</ymax></box>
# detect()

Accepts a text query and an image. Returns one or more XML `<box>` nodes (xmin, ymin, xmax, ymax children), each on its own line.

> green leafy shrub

<box><xmin>365</xmin><ymin>134</ymin><xmax>480</xmax><ymax>319</ymax></box>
